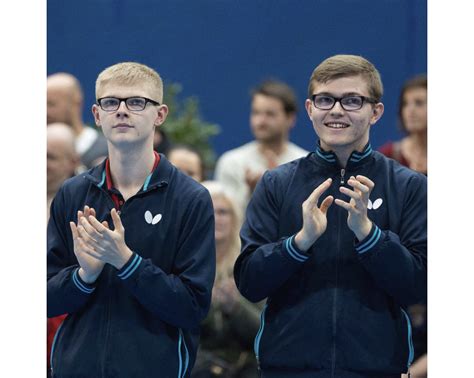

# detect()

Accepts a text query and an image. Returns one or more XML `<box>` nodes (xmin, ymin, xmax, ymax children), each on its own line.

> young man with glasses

<box><xmin>234</xmin><ymin>55</ymin><xmax>427</xmax><ymax>378</ymax></box>
<box><xmin>47</xmin><ymin>62</ymin><xmax>216</xmax><ymax>377</ymax></box>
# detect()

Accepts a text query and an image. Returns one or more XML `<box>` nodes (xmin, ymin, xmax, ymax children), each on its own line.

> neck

<box><xmin>407</xmin><ymin>131</ymin><xmax>427</xmax><ymax>152</ymax></box>
<box><xmin>258</xmin><ymin>137</ymin><xmax>287</xmax><ymax>156</ymax></box>
<box><xmin>108</xmin><ymin>142</ymin><xmax>155</xmax><ymax>190</ymax></box>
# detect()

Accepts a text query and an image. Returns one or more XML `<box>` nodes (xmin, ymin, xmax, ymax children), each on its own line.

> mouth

<box><xmin>112</xmin><ymin>124</ymin><xmax>134</xmax><ymax>129</ymax></box>
<box><xmin>324</xmin><ymin>122</ymin><xmax>350</xmax><ymax>129</ymax></box>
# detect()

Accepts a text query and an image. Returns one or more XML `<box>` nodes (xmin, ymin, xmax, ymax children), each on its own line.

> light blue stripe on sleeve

<box><xmin>118</xmin><ymin>255</ymin><xmax>142</xmax><ymax>280</ymax></box>
<box><xmin>356</xmin><ymin>227</ymin><xmax>381</xmax><ymax>254</ymax></box>
<box><xmin>285</xmin><ymin>237</ymin><xmax>307</xmax><ymax>262</ymax></box>
<box><xmin>72</xmin><ymin>269</ymin><xmax>95</xmax><ymax>294</ymax></box>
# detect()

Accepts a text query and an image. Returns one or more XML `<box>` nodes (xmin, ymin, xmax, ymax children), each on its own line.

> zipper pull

<box><xmin>340</xmin><ymin>168</ymin><xmax>346</xmax><ymax>185</ymax></box>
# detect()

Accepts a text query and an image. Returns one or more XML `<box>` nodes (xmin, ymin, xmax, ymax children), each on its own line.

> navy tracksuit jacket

<box><xmin>234</xmin><ymin>144</ymin><xmax>427</xmax><ymax>378</ymax></box>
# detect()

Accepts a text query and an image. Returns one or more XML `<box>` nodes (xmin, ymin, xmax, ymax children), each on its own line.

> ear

<box><xmin>154</xmin><ymin>104</ymin><xmax>169</xmax><ymax>127</ymax></box>
<box><xmin>92</xmin><ymin>104</ymin><xmax>101</xmax><ymax>128</ymax></box>
<box><xmin>305</xmin><ymin>99</ymin><xmax>313</xmax><ymax>120</ymax></box>
<box><xmin>370</xmin><ymin>102</ymin><xmax>384</xmax><ymax>125</ymax></box>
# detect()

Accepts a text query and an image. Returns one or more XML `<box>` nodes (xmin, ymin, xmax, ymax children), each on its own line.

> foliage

<box><xmin>161</xmin><ymin>82</ymin><xmax>221</xmax><ymax>172</ymax></box>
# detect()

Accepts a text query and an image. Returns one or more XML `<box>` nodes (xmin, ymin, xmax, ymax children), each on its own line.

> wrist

<box><xmin>115</xmin><ymin>247</ymin><xmax>133</xmax><ymax>270</ymax></box>
<box><xmin>78</xmin><ymin>267</ymin><xmax>100</xmax><ymax>284</ymax></box>
<box><xmin>354</xmin><ymin>220</ymin><xmax>372</xmax><ymax>242</ymax></box>
<box><xmin>294</xmin><ymin>231</ymin><xmax>315</xmax><ymax>252</ymax></box>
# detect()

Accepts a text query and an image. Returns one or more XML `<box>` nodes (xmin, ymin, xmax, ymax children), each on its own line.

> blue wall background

<box><xmin>47</xmin><ymin>0</ymin><xmax>426</xmax><ymax>159</ymax></box>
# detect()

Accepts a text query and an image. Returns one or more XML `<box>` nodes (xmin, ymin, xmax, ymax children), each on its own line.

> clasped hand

<box><xmin>295</xmin><ymin>175</ymin><xmax>374</xmax><ymax>251</ymax></box>
<box><xmin>69</xmin><ymin>205</ymin><xmax>133</xmax><ymax>283</ymax></box>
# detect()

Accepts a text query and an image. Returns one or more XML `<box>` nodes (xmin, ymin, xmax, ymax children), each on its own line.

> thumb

<box><xmin>320</xmin><ymin>196</ymin><xmax>334</xmax><ymax>215</ymax></box>
<box><xmin>110</xmin><ymin>208</ymin><xmax>124</xmax><ymax>232</ymax></box>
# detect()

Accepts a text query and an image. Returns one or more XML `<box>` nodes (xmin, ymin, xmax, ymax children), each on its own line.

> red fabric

<box><xmin>378</xmin><ymin>141</ymin><xmax>409</xmax><ymax>167</ymax></box>
<box><xmin>47</xmin><ymin>314</ymin><xmax>67</xmax><ymax>369</ymax></box>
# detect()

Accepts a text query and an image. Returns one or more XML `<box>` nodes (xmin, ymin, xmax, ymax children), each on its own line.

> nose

<box><xmin>329</xmin><ymin>99</ymin><xmax>345</xmax><ymax>115</ymax></box>
<box><xmin>115</xmin><ymin>100</ymin><xmax>130</xmax><ymax>117</ymax></box>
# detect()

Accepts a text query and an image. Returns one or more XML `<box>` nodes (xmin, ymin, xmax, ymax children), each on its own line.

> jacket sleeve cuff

<box><xmin>72</xmin><ymin>268</ymin><xmax>97</xmax><ymax>294</ymax></box>
<box><xmin>355</xmin><ymin>223</ymin><xmax>382</xmax><ymax>255</ymax></box>
<box><xmin>117</xmin><ymin>252</ymin><xmax>143</xmax><ymax>281</ymax></box>
<box><xmin>284</xmin><ymin>235</ymin><xmax>311</xmax><ymax>263</ymax></box>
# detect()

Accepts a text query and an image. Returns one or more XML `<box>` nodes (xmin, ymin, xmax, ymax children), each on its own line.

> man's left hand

<box><xmin>334</xmin><ymin>175</ymin><xmax>374</xmax><ymax>241</ymax></box>
<box><xmin>77</xmin><ymin>208</ymin><xmax>133</xmax><ymax>270</ymax></box>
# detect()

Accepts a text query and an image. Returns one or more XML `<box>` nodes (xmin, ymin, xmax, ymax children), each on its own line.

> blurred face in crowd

<box><xmin>401</xmin><ymin>87</ymin><xmax>427</xmax><ymax>134</ymax></box>
<box><xmin>168</xmin><ymin>148</ymin><xmax>203</xmax><ymax>182</ymax></box>
<box><xmin>250</xmin><ymin>94</ymin><xmax>295</xmax><ymax>144</ymax></box>
<box><xmin>47</xmin><ymin>85</ymin><xmax>75</xmax><ymax>126</ymax></box>
<box><xmin>212</xmin><ymin>196</ymin><xmax>234</xmax><ymax>245</ymax></box>
<box><xmin>47</xmin><ymin>125</ymin><xmax>78</xmax><ymax>195</ymax></box>
<box><xmin>305</xmin><ymin>75</ymin><xmax>384</xmax><ymax>155</ymax></box>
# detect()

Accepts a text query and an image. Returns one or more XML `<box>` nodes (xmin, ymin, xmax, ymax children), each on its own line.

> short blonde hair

<box><xmin>95</xmin><ymin>62</ymin><xmax>164</xmax><ymax>103</ymax></box>
<box><xmin>308</xmin><ymin>54</ymin><xmax>383</xmax><ymax>102</ymax></box>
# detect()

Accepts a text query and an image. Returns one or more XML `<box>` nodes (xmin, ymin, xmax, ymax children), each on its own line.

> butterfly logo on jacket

<box><xmin>144</xmin><ymin>210</ymin><xmax>162</xmax><ymax>225</ymax></box>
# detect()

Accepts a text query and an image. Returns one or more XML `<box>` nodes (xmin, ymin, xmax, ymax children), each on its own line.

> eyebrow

<box><xmin>313</xmin><ymin>91</ymin><xmax>364</xmax><ymax>97</ymax></box>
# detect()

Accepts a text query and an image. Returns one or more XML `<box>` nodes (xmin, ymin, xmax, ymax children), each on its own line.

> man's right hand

<box><xmin>294</xmin><ymin>178</ymin><xmax>334</xmax><ymax>251</ymax></box>
<box><xmin>69</xmin><ymin>206</ymin><xmax>107</xmax><ymax>284</ymax></box>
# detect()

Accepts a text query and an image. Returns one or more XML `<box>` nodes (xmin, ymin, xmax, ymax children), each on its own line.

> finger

<box><xmin>77</xmin><ymin>210</ymin><xmax>84</xmax><ymax>220</ymax></box>
<box><xmin>88</xmin><ymin>215</ymin><xmax>110</xmax><ymax>234</ymax></box>
<box><xmin>70</xmin><ymin>222</ymin><xmax>79</xmax><ymax>240</ymax></box>
<box><xmin>77</xmin><ymin>224</ymin><xmax>99</xmax><ymax>245</ymax></box>
<box><xmin>111</xmin><ymin>208</ymin><xmax>124</xmax><ymax>232</ymax></box>
<box><xmin>355</xmin><ymin>175</ymin><xmax>375</xmax><ymax>190</ymax></box>
<box><xmin>334</xmin><ymin>198</ymin><xmax>352</xmax><ymax>211</ymax></box>
<box><xmin>339</xmin><ymin>186</ymin><xmax>361</xmax><ymax>202</ymax></box>
<box><xmin>306</xmin><ymin>178</ymin><xmax>332</xmax><ymax>206</ymax></box>
<box><xmin>80</xmin><ymin>216</ymin><xmax>103</xmax><ymax>238</ymax></box>
<box><xmin>319</xmin><ymin>195</ymin><xmax>334</xmax><ymax>214</ymax></box>
<box><xmin>90</xmin><ymin>207</ymin><xmax>97</xmax><ymax>218</ymax></box>
<box><xmin>102</xmin><ymin>220</ymin><xmax>109</xmax><ymax>229</ymax></box>
<box><xmin>347</xmin><ymin>178</ymin><xmax>369</xmax><ymax>195</ymax></box>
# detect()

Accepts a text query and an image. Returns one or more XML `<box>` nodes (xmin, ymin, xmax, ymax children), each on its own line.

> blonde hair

<box><xmin>202</xmin><ymin>181</ymin><xmax>241</xmax><ymax>284</ymax></box>
<box><xmin>95</xmin><ymin>62</ymin><xmax>164</xmax><ymax>103</ymax></box>
<box><xmin>308</xmin><ymin>54</ymin><xmax>383</xmax><ymax>102</ymax></box>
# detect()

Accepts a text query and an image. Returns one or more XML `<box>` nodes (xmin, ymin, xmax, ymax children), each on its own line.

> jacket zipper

<box><xmin>401</xmin><ymin>308</ymin><xmax>415</xmax><ymax>369</ymax></box>
<box><xmin>331</xmin><ymin>178</ymin><xmax>342</xmax><ymax>378</ymax></box>
<box><xmin>254</xmin><ymin>304</ymin><xmax>267</xmax><ymax>372</ymax></box>
<box><xmin>177</xmin><ymin>329</ymin><xmax>189</xmax><ymax>378</ymax></box>
<box><xmin>50</xmin><ymin>319</ymin><xmax>66</xmax><ymax>377</ymax></box>
<box><xmin>340</xmin><ymin>168</ymin><xmax>346</xmax><ymax>185</ymax></box>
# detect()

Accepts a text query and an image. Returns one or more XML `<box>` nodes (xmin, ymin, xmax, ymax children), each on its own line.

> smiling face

<box><xmin>92</xmin><ymin>81</ymin><xmax>168</xmax><ymax>149</ymax></box>
<box><xmin>305</xmin><ymin>75</ymin><xmax>384</xmax><ymax>157</ymax></box>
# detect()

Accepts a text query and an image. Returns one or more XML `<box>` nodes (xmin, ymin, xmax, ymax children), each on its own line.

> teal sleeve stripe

<box><xmin>72</xmin><ymin>268</ymin><xmax>95</xmax><ymax>294</ymax></box>
<box><xmin>118</xmin><ymin>255</ymin><xmax>142</xmax><ymax>280</ymax></box>
<box><xmin>117</xmin><ymin>254</ymin><xmax>139</xmax><ymax>278</ymax></box>
<box><xmin>285</xmin><ymin>237</ymin><xmax>307</xmax><ymax>262</ymax></box>
<box><xmin>356</xmin><ymin>226</ymin><xmax>382</xmax><ymax>254</ymax></box>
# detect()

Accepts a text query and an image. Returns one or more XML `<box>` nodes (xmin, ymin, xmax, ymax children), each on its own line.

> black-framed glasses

<box><xmin>311</xmin><ymin>94</ymin><xmax>376</xmax><ymax>111</ymax></box>
<box><xmin>97</xmin><ymin>97</ymin><xmax>160</xmax><ymax>112</ymax></box>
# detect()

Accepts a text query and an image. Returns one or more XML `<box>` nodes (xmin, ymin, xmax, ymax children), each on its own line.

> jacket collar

<box><xmin>84</xmin><ymin>153</ymin><xmax>172</xmax><ymax>192</ymax></box>
<box><xmin>314</xmin><ymin>142</ymin><xmax>374</xmax><ymax>169</ymax></box>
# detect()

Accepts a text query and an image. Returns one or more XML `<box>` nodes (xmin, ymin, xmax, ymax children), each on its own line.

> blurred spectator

<box><xmin>47</xmin><ymin>72</ymin><xmax>108</xmax><ymax>168</ymax></box>
<box><xmin>168</xmin><ymin>144</ymin><xmax>205</xmax><ymax>182</ymax></box>
<box><xmin>47</xmin><ymin>122</ymin><xmax>77</xmax><ymax>377</ymax></box>
<box><xmin>47</xmin><ymin>122</ymin><xmax>80</xmax><ymax>218</ymax></box>
<box><xmin>153</xmin><ymin>128</ymin><xmax>173</xmax><ymax>155</ymax></box>
<box><xmin>192</xmin><ymin>181</ymin><xmax>261</xmax><ymax>378</ymax></box>
<box><xmin>379</xmin><ymin>75</ymin><xmax>427</xmax><ymax>175</ymax></box>
<box><xmin>379</xmin><ymin>75</ymin><xmax>427</xmax><ymax>378</ymax></box>
<box><xmin>214</xmin><ymin>80</ymin><xmax>308</xmax><ymax>214</ymax></box>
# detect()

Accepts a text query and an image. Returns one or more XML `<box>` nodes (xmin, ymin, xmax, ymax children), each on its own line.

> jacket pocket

<box><xmin>50</xmin><ymin>319</ymin><xmax>66</xmax><ymax>376</ymax></box>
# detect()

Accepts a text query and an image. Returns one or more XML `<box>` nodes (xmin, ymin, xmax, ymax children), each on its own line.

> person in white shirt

<box><xmin>214</xmin><ymin>80</ymin><xmax>308</xmax><ymax>213</ymax></box>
